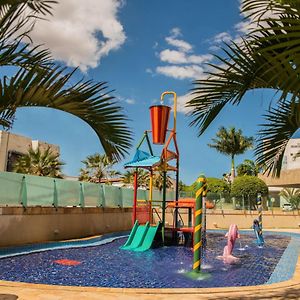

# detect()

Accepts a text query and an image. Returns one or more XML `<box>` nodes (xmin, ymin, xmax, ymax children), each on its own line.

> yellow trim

<box><xmin>160</xmin><ymin>91</ymin><xmax>177</xmax><ymax>132</ymax></box>
<box><xmin>197</xmin><ymin>177</ymin><xmax>206</xmax><ymax>183</ymax></box>
<box><xmin>149</xmin><ymin>172</ymin><xmax>153</xmax><ymax>203</ymax></box>
<box><xmin>193</xmin><ymin>260</ymin><xmax>200</xmax><ymax>269</ymax></box>
<box><xmin>195</xmin><ymin>209</ymin><xmax>202</xmax><ymax>217</ymax></box>
<box><xmin>194</xmin><ymin>241</ymin><xmax>202</xmax><ymax>251</ymax></box>
<box><xmin>195</xmin><ymin>224</ymin><xmax>202</xmax><ymax>232</ymax></box>
<box><xmin>196</xmin><ymin>188</ymin><xmax>204</xmax><ymax>198</ymax></box>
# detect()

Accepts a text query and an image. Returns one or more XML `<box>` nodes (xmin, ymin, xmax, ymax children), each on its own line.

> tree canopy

<box><xmin>208</xmin><ymin>126</ymin><xmax>253</xmax><ymax>178</ymax></box>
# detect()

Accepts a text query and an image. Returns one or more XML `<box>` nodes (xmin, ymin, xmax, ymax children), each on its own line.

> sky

<box><xmin>5</xmin><ymin>0</ymin><xmax>285</xmax><ymax>185</ymax></box>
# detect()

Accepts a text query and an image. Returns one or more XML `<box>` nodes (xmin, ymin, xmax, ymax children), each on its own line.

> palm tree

<box><xmin>152</xmin><ymin>172</ymin><xmax>174</xmax><ymax>191</ymax></box>
<box><xmin>208</xmin><ymin>127</ymin><xmax>253</xmax><ymax>180</ymax></box>
<box><xmin>0</xmin><ymin>1</ymin><xmax>131</xmax><ymax>161</ymax></box>
<box><xmin>122</xmin><ymin>169</ymin><xmax>150</xmax><ymax>188</ymax></box>
<box><xmin>236</xmin><ymin>159</ymin><xmax>261</xmax><ymax>176</ymax></box>
<box><xmin>187</xmin><ymin>0</ymin><xmax>300</xmax><ymax>177</ymax></box>
<box><xmin>79</xmin><ymin>153</ymin><xmax>119</xmax><ymax>183</ymax></box>
<box><xmin>280</xmin><ymin>188</ymin><xmax>300</xmax><ymax>209</ymax></box>
<box><xmin>13</xmin><ymin>146</ymin><xmax>64</xmax><ymax>178</ymax></box>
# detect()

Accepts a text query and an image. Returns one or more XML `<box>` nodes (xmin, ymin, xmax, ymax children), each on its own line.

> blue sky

<box><xmin>6</xmin><ymin>0</ymin><xmax>282</xmax><ymax>185</ymax></box>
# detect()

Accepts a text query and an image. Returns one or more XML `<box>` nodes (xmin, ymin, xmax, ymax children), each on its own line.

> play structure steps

<box><xmin>121</xmin><ymin>221</ymin><xmax>161</xmax><ymax>251</ymax></box>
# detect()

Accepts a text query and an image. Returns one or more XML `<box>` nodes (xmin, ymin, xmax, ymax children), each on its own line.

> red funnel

<box><xmin>149</xmin><ymin>105</ymin><xmax>171</xmax><ymax>144</ymax></box>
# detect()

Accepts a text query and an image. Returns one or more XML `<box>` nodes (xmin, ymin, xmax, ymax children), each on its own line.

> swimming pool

<box><xmin>0</xmin><ymin>231</ymin><xmax>299</xmax><ymax>288</ymax></box>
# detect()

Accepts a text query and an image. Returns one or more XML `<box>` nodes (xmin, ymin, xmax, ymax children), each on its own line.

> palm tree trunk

<box><xmin>231</xmin><ymin>155</ymin><xmax>235</xmax><ymax>181</ymax></box>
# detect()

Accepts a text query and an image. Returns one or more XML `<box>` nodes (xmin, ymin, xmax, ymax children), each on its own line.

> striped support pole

<box><xmin>192</xmin><ymin>175</ymin><xmax>207</xmax><ymax>272</ymax></box>
<box><xmin>257</xmin><ymin>193</ymin><xmax>262</xmax><ymax>234</ymax></box>
<box><xmin>201</xmin><ymin>191</ymin><xmax>207</xmax><ymax>257</ymax></box>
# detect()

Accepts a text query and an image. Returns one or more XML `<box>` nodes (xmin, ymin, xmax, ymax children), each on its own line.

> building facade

<box><xmin>0</xmin><ymin>131</ymin><xmax>60</xmax><ymax>172</ymax></box>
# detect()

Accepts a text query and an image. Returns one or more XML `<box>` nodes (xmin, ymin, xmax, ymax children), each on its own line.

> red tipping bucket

<box><xmin>149</xmin><ymin>105</ymin><xmax>171</xmax><ymax>144</ymax></box>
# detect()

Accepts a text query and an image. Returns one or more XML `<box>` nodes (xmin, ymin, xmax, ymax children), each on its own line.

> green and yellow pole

<box><xmin>186</xmin><ymin>175</ymin><xmax>210</xmax><ymax>280</ymax></box>
<box><xmin>193</xmin><ymin>175</ymin><xmax>206</xmax><ymax>272</ymax></box>
<box><xmin>257</xmin><ymin>193</ymin><xmax>263</xmax><ymax>234</ymax></box>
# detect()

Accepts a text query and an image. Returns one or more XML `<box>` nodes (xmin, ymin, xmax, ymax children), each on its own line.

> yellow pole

<box><xmin>160</xmin><ymin>91</ymin><xmax>177</xmax><ymax>132</ymax></box>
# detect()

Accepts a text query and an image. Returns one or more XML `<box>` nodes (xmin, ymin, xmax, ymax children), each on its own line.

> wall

<box><xmin>0</xmin><ymin>207</ymin><xmax>132</xmax><ymax>247</ymax></box>
<box><xmin>1</xmin><ymin>207</ymin><xmax>300</xmax><ymax>248</ymax></box>
<box><xmin>153</xmin><ymin>208</ymin><xmax>300</xmax><ymax>230</ymax></box>
<box><xmin>205</xmin><ymin>210</ymin><xmax>300</xmax><ymax>229</ymax></box>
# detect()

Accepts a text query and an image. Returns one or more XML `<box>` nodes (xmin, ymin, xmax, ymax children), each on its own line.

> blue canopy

<box><xmin>124</xmin><ymin>149</ymin><xmax>161</xmax><ymax>169</ymax></box>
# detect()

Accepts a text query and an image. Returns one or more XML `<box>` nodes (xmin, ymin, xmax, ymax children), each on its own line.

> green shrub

<box><xmin>231</xmin><ymin>175</ymin><xmax>268</xmax><ymax>209</ymax></box>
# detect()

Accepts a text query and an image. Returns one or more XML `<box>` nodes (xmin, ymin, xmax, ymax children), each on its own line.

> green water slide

<box><xmin>133</xmin><ymin>222</ymin><xmax>161</xmax><ymax>252</ymax></box>
<box><xmin>121</xmin><ymin>222</ymin><xmax>161</xmax><ymax>251</ymax></box>
<box><xmin>121</xmin><ymin>222</ymin><xmax>150</xmax><ymax>250</ymax></box>
<box><xmin>121</xmin><ymin>220</ymin><xmax>139</xmax><ymax>249</ymax></box>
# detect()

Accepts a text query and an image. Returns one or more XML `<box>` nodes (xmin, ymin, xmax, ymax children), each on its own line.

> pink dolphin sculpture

<box><xmin>218</xmin><ymin>224</ymin><xmax>240</xmax><ymax>264</ymax></box>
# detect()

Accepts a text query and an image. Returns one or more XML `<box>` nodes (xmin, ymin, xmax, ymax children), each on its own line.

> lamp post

<box><xmin>271</xmin><ymin>197</ymin><xmax>275</xmax><ymax>214</ymax></box>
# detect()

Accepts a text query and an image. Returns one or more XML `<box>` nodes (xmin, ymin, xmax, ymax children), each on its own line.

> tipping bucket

<box><xmin>149</xmin><ymin>105</ymin><xmax>171</xmax><ymax>144</ymax></box>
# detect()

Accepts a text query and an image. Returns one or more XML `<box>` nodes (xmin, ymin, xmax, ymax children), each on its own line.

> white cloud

<box><xmin>154</xmin><ymin>27</ymin><xmax>213</xmax><ymax>80</ymax></box>
<box><xmin>177</xmin><ymin>93</ymin><xmax>193</xmax><ymax>113</ymax></box>
<box><xmin>170</xmin><ymin>27</ymin><xmax>182</xmax><ymax>37</ymax></box>
<box><xmin>213</xmin><ymin>32</ymin><xmax>233</xmax><ymax>44</ymax></box>
<box><xmin>115</xmin><ymin>94</ymin><xmax>136</xmax><ymax>105</ymax></box>
<box><xmin>165</xmin><ymin>36</ymin><xmax>193</xmax><ymax>53</ymax></box>
<box><xmin>159</xmin><ymin>49</ymin><xmax>187</xmax><ymax>64</ymax></box>
<box><xmin>146</xmin><ymin>68</ymin><xmax>153</xmax><ymax>74</ymax></box>
<box><xmin>125</xmin><ymin>98</ymin><xmax>136</xmax><ymax>105</ymax></box>
<box><xmin>156</xmin><ymin>65</ymin><xmax>206</xmax><ymax>80</ymax></box>
<box><xmin>29</xmin><ymin>0</ymin><xmax>126</xmax><ymax>72</ymax></box>
<box><xmin>159</xmin><ymin>49</ymin><xmax>213</xmax><ymax>65</ymax></box>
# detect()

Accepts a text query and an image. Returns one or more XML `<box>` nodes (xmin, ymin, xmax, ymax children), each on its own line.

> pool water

<box><xmin>0</xmin><ymin>232</ymin><xmax>291</xmax><ymax>288</ymax></box>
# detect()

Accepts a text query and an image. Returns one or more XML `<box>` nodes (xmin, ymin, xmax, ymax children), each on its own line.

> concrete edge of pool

<box><xmin>0</xmin><ymin>230</ymin><xmax>300</xmax><ymax>299</ymax></box>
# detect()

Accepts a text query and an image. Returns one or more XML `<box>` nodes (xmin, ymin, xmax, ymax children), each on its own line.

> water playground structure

<box><xmin>121</xmin><ymin>91</ymin><xmax>214</xmax><ymax>275</ymax></box>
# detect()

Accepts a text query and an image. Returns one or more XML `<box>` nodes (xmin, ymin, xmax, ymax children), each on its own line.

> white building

<box><xmin>0</xmin><ymin>131</ymin><xmax>60</xmax><ymax>172</ymax></box>
<box><xmin>282</xmin><ymin>138</ymin><xmax>300</xmax><ymax>170</ymax></box>
<box><xmin>263</xmin><ymin>138</ymin><xmax>300</xmax><ymax>208</ymax></box>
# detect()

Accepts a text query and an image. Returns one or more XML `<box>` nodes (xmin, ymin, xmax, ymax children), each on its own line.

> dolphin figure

<box><xmin>218</xmin><ymin>224</ymin><xmax>240</xmax><ymax>264</ymax></box>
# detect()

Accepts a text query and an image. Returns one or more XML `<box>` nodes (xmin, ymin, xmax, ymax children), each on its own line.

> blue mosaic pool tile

<box><xmin>267</xmin><ymin>235</ymin><xmax>300</xmax><ymax>284</ymax></box>
<box><xmin>0</xmin><ymin>232</ymin><xmax>293</xmax><ymax>288</ymax></box>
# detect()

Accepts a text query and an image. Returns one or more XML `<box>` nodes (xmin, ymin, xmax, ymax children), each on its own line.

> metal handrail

<box><xmin>152</xmin><ymin>207</ymin><xmax>162</xmax><ymax>222</ymax></box>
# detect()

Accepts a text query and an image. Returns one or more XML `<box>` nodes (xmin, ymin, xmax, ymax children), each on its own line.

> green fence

<box><xmin>0</xmin><ymin>172</ymin><xmax>175</xmax><ymax>208</ymax></box>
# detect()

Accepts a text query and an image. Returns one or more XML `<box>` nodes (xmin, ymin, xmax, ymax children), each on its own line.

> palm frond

<box><xmin>0</xmin><ymin>66</ymin><xmax>132</xmax><ymax>160</ymax></box>
<box><xmin>255</xmin><ymin>100</ymin><xmax>300</xmax><ymax>177</ymax></box>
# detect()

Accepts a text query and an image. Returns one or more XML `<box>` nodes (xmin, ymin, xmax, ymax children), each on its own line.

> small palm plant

<box><xmin>122</xmin><ymin>169</ymin><xmax>150</xmax><ymax>188</ymax></box>
<box><xmin>280</xmin><ymin>188</ymin><xmax>300</xmax><ymax>210</ymax></box>
<box><xmin>152</xmin><ymin>172</ymin><xmax>174</xmax><ymax>191</ymax></box>
<box><xmin>13</xmin><ymin>146</ymin><xmax>64</xmax><ymax>178</ymax></box>
<box><xmin>236</xmin><ymin>159</ymin><xmax>261</xmax><ymax>177</ymax></box>
<box><xmin>79</xmin><ymin>153</ymin><xmax>120</xmax><ymax>183</ymax></box>
<box><xmin>208</xmin><ymin>127</ymin><xmax>254</xmax><ymax>180</ymax></box>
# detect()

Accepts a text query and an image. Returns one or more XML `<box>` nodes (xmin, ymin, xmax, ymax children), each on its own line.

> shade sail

<box><xmin>124</xmin><ymin>149</ymin><xmax>161</xmax><ymax>169</ymax></box>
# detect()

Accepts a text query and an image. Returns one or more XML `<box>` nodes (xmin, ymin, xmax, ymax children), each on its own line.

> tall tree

<box><xmin>79</xmin><ymin>153</ymin><xmax>119</xmax><ymax>183</ymax></box>
<box><xmin>187</xmin><ymin>0</ymin><xmax>300</xmax><ymax>177</ymax></box>
<box><xmin>0</xmin><ymin>1</ymin><xmax>131</xmax><ymax>161</ymax></box>
<box><xmin>208</xmin><ymin>127</ymin><xmax>253</xmax><ymax>180</ymax></box>
<box><xmin>13</xmin><ymin>146</ymin><xmax>64</xmax><ymax>178</ymax></box>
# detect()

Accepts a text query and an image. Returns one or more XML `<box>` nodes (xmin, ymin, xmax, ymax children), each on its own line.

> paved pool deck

<box><xmin>0</xmin><ymin>229</ymin><xmax>300</xmax><ymax>300</ymax></box>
